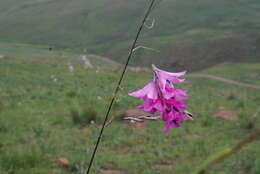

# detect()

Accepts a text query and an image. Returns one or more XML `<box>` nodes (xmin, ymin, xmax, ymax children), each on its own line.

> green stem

<box><xmin>193</xmin><ymin>129</ymin><xmax>260</xmax><ymax>174</ymax></box>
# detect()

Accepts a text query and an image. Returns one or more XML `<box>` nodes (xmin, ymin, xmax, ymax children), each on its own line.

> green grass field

<box><xmin>0</xmin><ymin>43</ymin><xmax>259</xmax><ymax>174</ymax></box>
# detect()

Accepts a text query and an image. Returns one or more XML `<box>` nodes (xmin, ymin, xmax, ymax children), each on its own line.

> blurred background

<box><xmin>0</xmin><ymin>0</ymin><xmax>259</xmax><ymax>173</ymax></box>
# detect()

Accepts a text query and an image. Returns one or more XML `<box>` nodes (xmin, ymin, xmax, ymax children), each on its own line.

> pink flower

<box><xmin>129</xmin><ymin>64</ymin><xmax>191</xmax><ymax>133</ymax></box>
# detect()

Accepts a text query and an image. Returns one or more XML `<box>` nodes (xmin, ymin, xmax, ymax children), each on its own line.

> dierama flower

<box><xmin>129</xmin><ymin>64</ymin><xmax>192</xmax><ymax>133</ymax></box>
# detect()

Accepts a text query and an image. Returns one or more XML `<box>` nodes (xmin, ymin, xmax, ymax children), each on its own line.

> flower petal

<box><xmin>129</xmin><ymin>81</ymin><xmax>158</xmax><ymax>100</ymax></box>
<box><xmin>152</xmin><ymin>64</ymin><xmax>186</xmax><ymax>77</ymax></box>
<box><xmin>138</xmin><ymin>99</ymin><xmax>164</xmax><ymax>114</ymax></box>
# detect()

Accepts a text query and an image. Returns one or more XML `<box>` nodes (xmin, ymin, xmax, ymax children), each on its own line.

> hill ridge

<box><xmin>0</xmin><ymin>0</ymin><xmax>260</xmax><ymax>70</ymax></box>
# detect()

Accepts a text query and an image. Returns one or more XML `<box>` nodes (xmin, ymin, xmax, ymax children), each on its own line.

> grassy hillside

<box><xmin>0</xmin><ymin>0</ymin><xmax>260</xmax><ymax>70</ymax></box>
<box><xmin>0</xmin><ymin>43</ymin><xmax>260</xmax><ymax>174</ymax></box>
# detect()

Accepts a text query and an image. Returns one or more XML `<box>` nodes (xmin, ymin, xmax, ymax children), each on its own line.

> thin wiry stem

<box><xmin>193</xmin><ymin>128</ymin><xmax>260</xmax><ymax>174</ymax></box>
<box><xmin>84</xmin><ymin>0</ymin><xmax>157</xmax><ymax>174</ymax></box>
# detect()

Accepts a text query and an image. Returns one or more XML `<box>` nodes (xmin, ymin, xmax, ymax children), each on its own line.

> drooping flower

<box><xmin>129</xmin><ymin>64</ymin><xmax>192</xmax><ymax>133</ymax></box>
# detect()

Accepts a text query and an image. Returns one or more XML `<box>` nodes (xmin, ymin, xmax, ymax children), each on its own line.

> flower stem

<box><xmin>193</xmin><ymin>129</ymin><xmax>260</xmax><ymax>174</ymax></box>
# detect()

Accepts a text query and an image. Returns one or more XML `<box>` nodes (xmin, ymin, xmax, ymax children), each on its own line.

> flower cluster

<box><xmin>129</xmin><ymin>65</ymin><xmax>191</xmax><ymax>133</ymax></box>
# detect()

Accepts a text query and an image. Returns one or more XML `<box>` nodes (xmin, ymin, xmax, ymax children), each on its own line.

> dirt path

<box><xmin>187</xmin><ymin>74</ymin><xmax>260</xmax><ymax>89</ymax></box>
<box><xmin>89</xmin><ymin>54</ymin><xmax>260</xmax><ymax>90</ymax></box>
<box><xmin>88</xmin><ymin>54</ymin><xmax>122</xmax><ymax>67</ymax></box>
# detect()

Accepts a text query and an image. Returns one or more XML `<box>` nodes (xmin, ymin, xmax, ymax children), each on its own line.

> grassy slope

<box><xmin>200</xmin><ymin>63</ymin><xmax>260</xmax><ymax>86</ymax></box>
<box><xmin>0</xmin><ymin>0</ymin><xmax>260</xmax><ymax>70</ymax></box>
<box><xmin>0</xmin><ymin>43</ymin><xmax>260</xmax><ymax>174</ymax></box>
